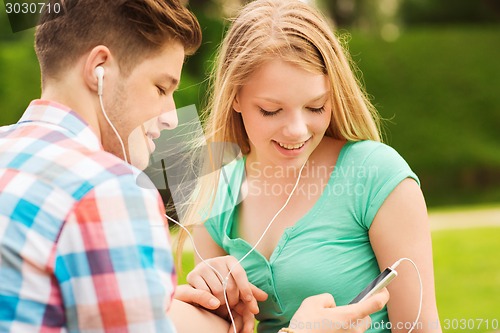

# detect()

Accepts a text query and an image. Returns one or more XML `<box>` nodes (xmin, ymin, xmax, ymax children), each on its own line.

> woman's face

<box><xmin>233</xmin><ymin>59</ymin><xmax>331</xmax><ymax>169</ymax></box>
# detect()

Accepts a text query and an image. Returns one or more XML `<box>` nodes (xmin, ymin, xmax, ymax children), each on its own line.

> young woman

<box><xmin>179</xmin><ymin>1</ymin><xmax>441</xmax><ymax>332</ymax></box>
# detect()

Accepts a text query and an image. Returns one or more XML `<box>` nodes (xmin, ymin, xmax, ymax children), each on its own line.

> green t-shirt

<box><xmin>204</xmin><ymin>140</ymin><xmax>419</xmax><ymax>333</ymax></box>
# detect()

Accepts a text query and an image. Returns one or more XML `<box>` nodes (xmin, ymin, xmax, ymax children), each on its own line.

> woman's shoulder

<box><xmin>343</xmin><ymin>140</ymin><xmax>407</xmax><ymax>166</ymax></box>
<box><xmin>346</xmin><ymin>139</ymin><xmax>394</xmax><ymax>154</ymax></box>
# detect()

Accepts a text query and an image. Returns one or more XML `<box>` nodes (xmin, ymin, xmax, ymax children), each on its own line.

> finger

<box><xmin>225</xmin><ymin>279</ymin><xmax>263</xmax><ymax>315</ymax></box>
<box><xmin>222</xmin><ymin>274</ymin><xmax>242</xmax><ymax>308</ymax></box>
<box><xmin>231</xmin><ymin>304</ymin><xmax>255</xmax><ymax>333</ymax></box>
<box><xmin>173</xmin><ymin>285</ymin><xmax>220</xmax><ymax>310</ymax></box>
<box><xmin>223</xmin><ymin>258</ymin><xmax>257</xmax><ymax>310</ymax></box>
<box><xmin>302</xmin><ymin>293</ymin><xmax>336</xmax><ymax>308</ymax></box>
<box><xmin>233</xmin><ymin>300</ymin><xmax>252</xmax><ymax>316</ymax></box>
<box><xmin>187</xmin><ymin>270</ymin><xmax>219</xmax><ymax>295</ymax></box>
<box><xmin>227</xmin><ymin>313</ymin><xmax>243</xmax><ymax>333</ymax></box>
<box><xmin>240</xmin><ymin>283</ymin><xmax>267</xmax><ymax>315</ymax></box>
<box><xmin>189</xmin><ymin>269</ymin><xmax>228</xmax><ymax>304</ymax></box>
<box><xmin>202</xmin><ymin>256</ymin><xmax>242</xmax><ymax>307</ymax></box>
<box><xmin>249</xmin><ymin>283</ymin><xmax>268</xmax><ymax>302</ymax></box>
<box><xmin>352</xmin><ymin>288</ymin><xmax>389</xmax><ymax>319</ymax></box>
<box><xmin>186</xmin><ymin>271</ymin><xmax>211</xmax><ymax>292</ymax></box>
<box><xmin>225</xmin><ymin>259</ymin><xmax>254</xmax><ymax>303</ymax></box>
<box><xmin>357</xmin><ymin>315</ymin><xmax>372</xmax><ymax>332</ymax></box>
<box><xmin>239</xmin><ymin>309</ymin><xmax>256</xmax><ymax>333</ymax></box>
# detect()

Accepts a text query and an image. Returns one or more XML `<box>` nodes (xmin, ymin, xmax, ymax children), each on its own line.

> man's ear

<box><xmin>232</xmin><ymin>94</ymin><xmax>242</xmax><ymax>113</ymax></box>
<box><xmin>83</xmin><ymin>45</ymin><xmax>112</xmax><ymax>95</ymax></box>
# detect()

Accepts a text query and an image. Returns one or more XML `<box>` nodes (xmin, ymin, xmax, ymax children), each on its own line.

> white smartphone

<box><xmin>349</xmin><ymin>267</ymin><xmax>398</xmax><ymax>304</ymax></box>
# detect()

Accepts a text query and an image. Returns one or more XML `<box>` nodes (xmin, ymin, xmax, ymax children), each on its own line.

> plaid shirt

<box><xmin>0</xmin><ymin>100</ymin><xmax>176</xmax><ymax>332</ymax></box>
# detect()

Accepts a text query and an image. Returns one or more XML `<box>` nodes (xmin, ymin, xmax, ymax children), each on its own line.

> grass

<box><xmin>433</xmin><ymin>227</ymin><xmax>500</xmax><ymax>332</ymax></box>
<box><xmin>175</xmin><ymin>225</ymin><xmax>500</xmax><ymax>332</ymax></box>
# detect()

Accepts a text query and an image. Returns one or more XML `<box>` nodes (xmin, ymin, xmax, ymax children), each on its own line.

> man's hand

<box><xmin>174</xmin><ymin>284</ymin><xmax>221</xmax><ymax>310</ymax></box>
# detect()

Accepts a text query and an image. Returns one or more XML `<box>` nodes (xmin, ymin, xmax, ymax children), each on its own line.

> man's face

<box><xmin>103</xmin><ymin>41</ymin><xmax>185</xmax><ymax>169</ymax></box>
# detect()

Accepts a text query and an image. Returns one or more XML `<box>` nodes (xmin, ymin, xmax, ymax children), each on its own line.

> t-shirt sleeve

<box><xmin>203</xmin><ymin>158</ymin><xmax>246</xmax><ymax>250</ymax></box>
<box><xmin>356</xmin><ymin>142</ymin><xmax>420</xmax><ymax>229</ymax></box>
<box><xmin>204</xmin><ymin>217</ymin><xmax>224</xmax><ymax>248</ymax></box>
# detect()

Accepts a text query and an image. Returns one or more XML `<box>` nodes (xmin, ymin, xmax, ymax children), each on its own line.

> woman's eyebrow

<box><xmin>256</xmin><ymin>91</ymin><xmax>329</xmax><ymax>104</ymax></box>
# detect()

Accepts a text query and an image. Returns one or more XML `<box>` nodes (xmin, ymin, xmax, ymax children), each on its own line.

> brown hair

<box><xmin>35</xmin><ymin>0</ymin><xmax>201</xmax><ymax>80</ymax></box>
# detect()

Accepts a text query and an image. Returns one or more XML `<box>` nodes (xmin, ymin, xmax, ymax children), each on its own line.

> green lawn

<box><xmin>176</xmin><ymin>226</ymin><xmax>500</xmax><ymax>332</ymax></box>
<box><xmin>433</xmin><ymin>227</ymin><xmax>500</xmax><ymax>332</ymax></box>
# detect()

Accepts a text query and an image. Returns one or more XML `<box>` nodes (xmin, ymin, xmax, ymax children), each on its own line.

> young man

<box><xmin>0</xmin><ymin>1</ymin><xmax>389</xmax><ymax>332</ymax></box>
<box><xmin>0</xmin><ymin>0</ymin><xmax>207</xmax><ymax>331</ymax></box>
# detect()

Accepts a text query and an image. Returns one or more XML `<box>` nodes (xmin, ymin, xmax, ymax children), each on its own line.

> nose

<box><xmin>283</xmin><ymin>109</ymin><xmax>308</xmax><ymax>139</ymax></box>
<box><xmin>159</xmin><ymin>97</ymin><xmax>179</xmax><ymax>130</ymax></box>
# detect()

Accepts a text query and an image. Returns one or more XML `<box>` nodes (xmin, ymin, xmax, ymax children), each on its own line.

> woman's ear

<box><xmin>232</xmin><ymin>95</ymin><xmax>242</xmax><ymax>113</ymax></box>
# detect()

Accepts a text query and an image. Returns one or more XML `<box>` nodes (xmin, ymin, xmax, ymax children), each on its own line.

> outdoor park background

<box><xmin>0</xmin><ymin>0</ymin><xmax>499</xmax><ymax>331</ymax></box>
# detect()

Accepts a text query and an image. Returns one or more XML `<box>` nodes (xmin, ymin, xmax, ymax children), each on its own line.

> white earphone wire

<box><xmin>390</xmin><ymin>258</ymin><xmax>423</xmax><ymax>333</ymax></box>
<box><xmin>166</xmin><ymin>158</ymin><xmax>308</xmax><ymax>333</ymax></box>
<box><xmin>166</xmin><ymin>162</ymin><xmax>424</xmax><ymax>333</ymax></box>
<box><xmin>98</xmin><ymin>89</ymin><xmax>129</xmax><ymax>164</ymax></box>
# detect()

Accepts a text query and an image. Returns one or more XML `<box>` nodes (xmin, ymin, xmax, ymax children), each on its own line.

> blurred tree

<box><xmin>318</xmin><ymin>0</ymin><xmax>361</xmax><ymax>28</ymax></box>
<box><xmin>318</xmin><ymin>0</ymin><xmax>404</xmax><ymax>42</ymax></box>
<box><xmin>0</xmin><ymin>6</ymin><xmax>17</xmax><ymax>40</ymax></box>
<box><xmin>401</xmin><ymin>0</ymin><xmax>499</xmax><ymax>26</ymax></box>
<box><xmin>175</xmin><ymin>0</ymin><xmax>225</xmax><ymax>111</ymax></box>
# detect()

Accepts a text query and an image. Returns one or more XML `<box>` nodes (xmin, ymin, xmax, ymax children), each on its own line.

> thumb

<box><xmin>302</xmin><ymin>293</ymin><xmax>337</xmax><ymax>308</ymax></box>
<box><xmin>351</xmin><ymin>288</ymin><xmax>390</xmax><ymax>319</ymax></box>
<box><xmin>174</xmin><ymin>285</ymin><xmax>221</xmax><ymax>310</ymax></box>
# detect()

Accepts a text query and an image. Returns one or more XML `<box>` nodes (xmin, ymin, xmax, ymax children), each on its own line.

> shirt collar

<box><xmin>19</xmin><ymin>99</ymin><xmax>102</xmax><ymax>152</ymax></box>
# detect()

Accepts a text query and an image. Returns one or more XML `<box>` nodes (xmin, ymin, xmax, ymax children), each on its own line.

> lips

<box><xmin>145</xmin><ymin>131</ymin><xmax>159</xmax><ymax>152</ymax></box>
<box><xmin>146</xmin><ymin>132</ymin><xmax>160</xmax><ymax>140</ymax></box>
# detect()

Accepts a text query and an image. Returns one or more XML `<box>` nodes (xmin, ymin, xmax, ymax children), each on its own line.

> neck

<box><xmin>245</xmin><ymin>153</ymin><xmax>309</xmax><ymax>186</ymax></box>
<box><xmin>41</xmin><ymin>72</ymin><xmax>102</xmax><ymax>141</ymax></box>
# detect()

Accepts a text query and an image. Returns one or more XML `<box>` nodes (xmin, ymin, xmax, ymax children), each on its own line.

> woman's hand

<box><xmin>186</xmin><ymin>255</ymin><xmax>268</xmax><ymax>332</ymax></box>
<box><xmin>288</xmin><ymin>289</ymin><xmax>390</xmax><ymax>333</ymax></box>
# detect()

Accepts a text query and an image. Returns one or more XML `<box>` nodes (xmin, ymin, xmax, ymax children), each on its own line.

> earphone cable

<box><xmin>165</xmin><ymin>158</ymin><xmax>308</xmax><ymax>333</ymax></box>
<box><xmin>98</xmin><ymin>94</ymin><xmax>129</xmax><ymax>164</ymax></box>
<box><xmin>390</xmin><ymin>257</ymin><xmax>423</xmax><ymax>333</ymax></box>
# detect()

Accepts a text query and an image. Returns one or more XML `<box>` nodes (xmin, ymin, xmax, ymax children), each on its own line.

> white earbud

<box><xmin>95</xmin><ymin>66</ymin><xmax>104</xmax><ymax>96</ymax></box>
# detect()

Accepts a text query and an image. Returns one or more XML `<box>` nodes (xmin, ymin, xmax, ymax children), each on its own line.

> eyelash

<box><xmin>307</xmin><ymin>106</ymin><xmax>325</xmax><ymax>114</ymax></box>
<box><xmin>259</xmin><ymin>108</ymin><xmax>280</xmax><ymax>117</ymax></box>
<box><xmin>157</xmin><ymin>86</ymin><xmax>167</xmax><ymax>96</ymax></box>
<box><xmin>259</xmin><ymin>106</ymin><xmax>325</xmax><ymax>117</ymax></box>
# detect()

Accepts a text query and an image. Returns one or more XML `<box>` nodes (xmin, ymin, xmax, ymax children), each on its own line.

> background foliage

<box><xmin>1</xmin><ymin>1</ymin><xmax>499</xmax><ymax>331</ymax></box>
<box><xmin>1</xmin><ymin>2</ymin><xmax>499</xmax><ymax>205</ymax></box>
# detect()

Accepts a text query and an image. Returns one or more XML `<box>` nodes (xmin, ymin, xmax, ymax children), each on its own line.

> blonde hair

<box><xmin>175</xmin><ymin>0</ymin><xmax>381</xmax><ymax>264</ymax></box>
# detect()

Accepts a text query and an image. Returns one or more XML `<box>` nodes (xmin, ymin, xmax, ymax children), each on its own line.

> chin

<box><xmin>130</xmin><ymin>152</ymin><xmax>150</xmax><ymax>170</ymax></box>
